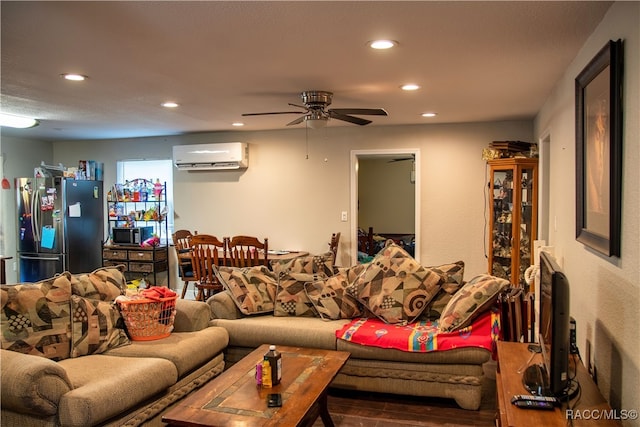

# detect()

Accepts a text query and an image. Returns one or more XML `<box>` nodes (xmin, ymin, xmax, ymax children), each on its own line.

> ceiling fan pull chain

<box><xmin>305</xmin><ymin>124</ymin><xmax>309</xmax><ymax>160</ymax></box>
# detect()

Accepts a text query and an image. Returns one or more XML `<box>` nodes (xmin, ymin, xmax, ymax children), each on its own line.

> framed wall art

<box><xmin>575</xmin><ymin>39</ymin><xmax>623</xmax><ymax>257</ymax></box>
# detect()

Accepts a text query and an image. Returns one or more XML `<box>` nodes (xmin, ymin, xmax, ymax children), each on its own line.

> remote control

<box><xmin>512</xmin><ymin>400</ymin><xmax>555</xmax><ymax>410</ymax></box>
<box><xmin>511</xmin><ymin>394</ymin><xmax>558</xmax><ymax>404</ymax></box>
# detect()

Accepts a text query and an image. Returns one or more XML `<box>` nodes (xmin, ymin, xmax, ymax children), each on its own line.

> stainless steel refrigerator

<box><xmin>16</xmin><ymin>177</ymin><xmax>104</xmax><ymax>282</ymax></box>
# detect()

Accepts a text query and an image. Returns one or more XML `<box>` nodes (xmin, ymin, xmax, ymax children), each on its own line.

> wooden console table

<box><xmin>496</xmin><ymin>341</ymin><xmax>621</xmax><ymax>426</ymax></box>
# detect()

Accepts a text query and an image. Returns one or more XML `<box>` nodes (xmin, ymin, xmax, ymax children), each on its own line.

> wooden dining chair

<box><xmin>227</xmin><ymin>235</ymin><xmax>269</xmax><ymax>268</ymax></box>
<box><xmin>172</xmin><ymin>229</ymin><xmax>198</xmax><ymax>298</ymax></box>
<box><xmin>328</xmin><ymin>232</ymin><xmax>341</xmax><ymax>260</ymax></box>
<box><xmin>190</xmin><ymin>234</ymin><xmax>228</xmax><ymax>301</ymax></box>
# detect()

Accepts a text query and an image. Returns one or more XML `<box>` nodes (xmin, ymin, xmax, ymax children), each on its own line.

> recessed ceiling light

<box><xmin>0</xmin><ymin>113</ymin><xmax>39</xmax><ymax>128</ymax></box>
<box><xmin>368</xmin><ymin>39</ymin><xmax>397</xmax><ymax>50</ymax></box>
<box><xmin>401</xmin><ymin>84</ymin><xmax>420</xmax><ymax>91</ymax></box>
<box><xmin>161</xmin><ymin>102</ymin><xmax>179</xmax><ymax>108</ymax></box>
<box><xmin>232</xmin><ymin>122</ymin><xmax>244</xmax><ymax>127</ymax></box>
<box><xmin>421</xmin><ymin>112</ymin><xmax>437</xmax><ymax>118</ymax></box>
<box><xmin>61</xmin><ymin>73</ymin><xmax>87</xmax><ymax>81</ymax></box>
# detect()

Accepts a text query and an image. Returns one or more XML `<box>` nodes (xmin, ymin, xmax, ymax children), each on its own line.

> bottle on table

<box><xmin>264</xmin><ymin>345</ymin><xmax>282</xmax><ymax>386</ymax></box>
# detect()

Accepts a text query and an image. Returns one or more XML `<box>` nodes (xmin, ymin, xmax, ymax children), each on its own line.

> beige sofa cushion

<box><xmin>104</xmin><ymin>327</ymin><xmax>229</xmax><ymax>377</ymax></box>
<box><xmin>58</xmin><ymin>354</ymin><xmax>177</xmax><ymax>427</ymax></box>
<box><xmin>211</xmin><ymin>316</ymin><xmax>350</xmax><ymax>350</ymax></box>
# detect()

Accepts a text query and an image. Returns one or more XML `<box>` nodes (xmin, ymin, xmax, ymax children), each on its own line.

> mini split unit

<box><xmin>172</xmin><ymin>142</ymin><xmax>249</xmax><ymax>171</ymax></box>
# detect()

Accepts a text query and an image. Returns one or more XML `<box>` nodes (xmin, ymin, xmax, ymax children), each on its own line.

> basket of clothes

<box><xmin>116</xmin><ymin>286</ymin><xmax>177</xmax><ymax>341</ymax></box>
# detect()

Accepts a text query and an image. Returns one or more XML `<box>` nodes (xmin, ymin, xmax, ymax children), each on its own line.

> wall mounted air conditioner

<box><xmin>172</xmin><ymin>142</ymin><xmax>248</xmax><ymax>171</ymax></box>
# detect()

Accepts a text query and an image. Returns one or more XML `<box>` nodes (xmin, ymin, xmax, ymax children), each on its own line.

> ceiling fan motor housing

<box><xmin>301</xmin><ymin>91</ymin><xmax>333</xmax><ymax>108</ymax></box>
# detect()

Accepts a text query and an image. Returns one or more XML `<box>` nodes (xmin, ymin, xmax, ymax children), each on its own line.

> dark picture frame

<box><xmin>575</xmin><ymin>39</ymin><xmax>623</xmax><ymax>257</ymax></box>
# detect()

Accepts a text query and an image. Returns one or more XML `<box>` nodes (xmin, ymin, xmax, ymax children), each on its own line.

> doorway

<box><xmin>350</xmin><ymin>149</ymin><xmax>421</xmax><ymax>264</ymax></box>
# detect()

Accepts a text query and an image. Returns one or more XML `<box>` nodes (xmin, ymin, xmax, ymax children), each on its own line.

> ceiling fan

<box><xmin>242</xmin><ymin>90</ymin><xmax>388</xmax><ymax>128</ymax></box>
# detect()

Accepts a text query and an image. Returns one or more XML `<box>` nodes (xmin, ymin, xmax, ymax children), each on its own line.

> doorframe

<box><xmin>350</xmin><ymin>148</ymin><xmax>421</xmax><ymax>264</ymax></box>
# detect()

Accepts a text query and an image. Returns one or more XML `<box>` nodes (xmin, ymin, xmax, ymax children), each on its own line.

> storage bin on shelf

<box><xmin>117</xmin><ymin>294</ymin><xmax>177</xmax><ymax>341</ymax></box>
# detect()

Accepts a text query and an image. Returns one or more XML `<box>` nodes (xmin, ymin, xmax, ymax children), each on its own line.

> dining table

<box><xmin>177</xmin><ymin>249</ymin><xmax>309</xmax><ymax>268</ymax></box>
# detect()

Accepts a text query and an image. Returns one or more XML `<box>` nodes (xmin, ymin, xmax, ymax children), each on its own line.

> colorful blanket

<box><xmin>336</xmin><ymin>309</ymin><xmax>500</xmax><ymax>353</ymax></box>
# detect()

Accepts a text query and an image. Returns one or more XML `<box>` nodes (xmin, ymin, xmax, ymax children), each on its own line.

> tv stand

<box><xmin>496</xmin><ymin>342</ymin><xmax>621</xmax><ymax>426</ymax></box>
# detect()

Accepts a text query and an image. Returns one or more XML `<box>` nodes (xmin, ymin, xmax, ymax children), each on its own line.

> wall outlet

<box><xmin>341</xmin><ymin>211</ymin><xmax>348</xmax><ymax>222</ymax></box>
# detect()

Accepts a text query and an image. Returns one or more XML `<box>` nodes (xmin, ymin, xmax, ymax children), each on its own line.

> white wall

<box><xmin>43</xmin><ymin>120</ymin><xmax>531</xmax><ymax>274</ymax></box>
<box><xmin>358</xmin><ymin>157</ymin><xmax>415</xmax><ymax>234</ymax></box>
<box><xmin>534</xmin><ymin>2</ymin><xmax>639</xmax><ymax>420</ymax></box>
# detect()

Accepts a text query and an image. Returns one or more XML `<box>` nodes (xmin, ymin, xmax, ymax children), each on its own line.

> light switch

<box><xmin>341</xmin><ymin>211</ymin><xmax>348</xmax><ymax>222</ymax></box>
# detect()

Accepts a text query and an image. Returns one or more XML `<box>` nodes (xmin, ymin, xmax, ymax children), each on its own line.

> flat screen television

<box><xmin>523</xmin><ymin>251</ymin><xmax>576</xmax><ymax>398</ymax></box>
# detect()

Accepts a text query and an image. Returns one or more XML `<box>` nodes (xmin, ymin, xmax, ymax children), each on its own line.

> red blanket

<box><xmin>336</xmin><ymin>309</ymin><xmax>500</xmax><ymax>353</ymax></box>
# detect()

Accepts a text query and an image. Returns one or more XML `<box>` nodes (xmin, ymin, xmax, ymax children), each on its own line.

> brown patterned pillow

<box><xmin>271</xmin><ymin>252</ymin><xmax>335</xmax><ymax>277</ymax></box>
<box><xmin>0</xmin><ymin>273</ymin><xmax>72</xmax><ymax>360</ymax></box>
<box><xmin>71</xmin><ymin>265</ymin><xmax>127</xmax><ymax>301</ymax></box>
<box><xmin>274</xmin><ymin>272</ymin><xmax>326</xmax><ymax>317</ymax></box>
<box><xmin>421</xmin><ymin>261</ymin><xmax>465</xmax><ymax>320</ymax></box>
<box><xmin>304</xmin><ymin>271</ymin><xmax>362</xmax><ymax>321</ymax></box>
<box><xmin>216</xmin><ymin>266</ymin><xmax>278</xmax><ymax>315</ymax></box>
<box><xmin>350</xmin><ymin>243</ymin><xmax>442</xmax><ymax>324</ymax></box>
<box><xmin>70</xmin><ymin>295</ymin><xmax>129</xmax><ymax>357</ymax></box>
<box><xmin>438</xmin><ymin>274</ymin><xmax>511</xmax><ymax>332</ymax></box>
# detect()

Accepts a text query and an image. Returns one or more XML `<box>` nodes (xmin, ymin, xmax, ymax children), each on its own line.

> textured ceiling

<box><xmin>1</xmin><ymin>1</ymin><xmax>612</xmax><ymax>141</ymax></box>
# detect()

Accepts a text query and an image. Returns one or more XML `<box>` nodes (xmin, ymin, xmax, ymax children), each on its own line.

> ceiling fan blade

<box><xmin>286</xmin><ymin>115</ymin><xmax>306</xmax><ymax>126</ymax></box>
<box><xmin>242</xmin><ymin>111</ymin><xmax>304</xmax><ymax>117</ymax></box>
<box><xmin>288</xmin><ymin>103</ymin><xmax>308</xmax><ymax>110</ymax></box>
<box><xmin>329</xmin><ymin>108</ymin><xmax>388</xmax><ymax>116</ymax></box>
<box><xmin>328</xmin><ymin>110</ymin><xmax>372</xmax><ymax>126</ymax></box>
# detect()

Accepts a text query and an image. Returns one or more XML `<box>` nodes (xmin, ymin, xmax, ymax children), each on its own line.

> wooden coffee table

<box><xmin>162</xmin><ymin>344</ymin><xmax>350</xmax><ymax>426</ymax></box>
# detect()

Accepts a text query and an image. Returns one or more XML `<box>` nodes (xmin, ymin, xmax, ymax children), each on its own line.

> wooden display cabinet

<box><xmin>488</xmin><ymin>158</ymin><xmax>538</xmax><ymax>287</ymax></box>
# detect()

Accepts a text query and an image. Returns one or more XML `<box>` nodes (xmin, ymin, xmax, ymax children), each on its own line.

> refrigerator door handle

<box><xmin>20</xmin><ymin>254</ymin><xmax>61</xmax><ymax>261</ymax></box>
<box><xmin>31</xmin><ymin>183</ymin><xmax>40</xmax><ymax>242</ymax></box>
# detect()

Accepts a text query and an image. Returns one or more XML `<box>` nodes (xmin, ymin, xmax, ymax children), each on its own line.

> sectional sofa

<box><xmin>0</xmin><ymin>266</ymin><xmax>229</xmax><ymax>427</ymax></box>
<box><xmin>207</xmin><ymin>243</ymin><xmax>511</xmax><ymax>410</ymax></box>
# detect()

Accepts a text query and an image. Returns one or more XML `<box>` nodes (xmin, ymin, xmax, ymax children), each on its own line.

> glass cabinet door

<box><xmin>518</xmin><ymin>166</ymin><xmax>535</xmax><ymax>287</ymax></box>
<box><xmin>488</xmin><ymin>158</ymin><xmax>538</xmax><ymax>288</ymax></box>
<box><xmin>491</xmin><ymin>169</ymin><xmax>514</xmax><ymax>279</ymax></box>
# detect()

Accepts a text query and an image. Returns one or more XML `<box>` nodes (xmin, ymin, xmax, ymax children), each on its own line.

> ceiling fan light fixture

<box><xmin>0</xmin><ymin>113</ymin><xmax>39</xmax><ymax>129</ymax></box>
<box><xmin>305</xmin><ymin>116</ymin><xmax>328</xmax><ymax>129</ymax></box>
<box><xmin>369</xmin><ymin>39</ymin><xmax>397</xmax><ymax>50</ymax></box>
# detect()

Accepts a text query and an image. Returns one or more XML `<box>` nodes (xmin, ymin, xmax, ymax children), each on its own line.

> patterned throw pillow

<box><xmin>274</xmin><ymin>272</ymin><xmax>326</xmax><ymax>317</ymax></box>
<box><xmin>421</xmin><ymin>261</ymin><xmax>465</xmax><ymax>320</ymax></box>
<box><xmin>216</xmin><ymin>266</ymin><xmax>278</xmax><ymax>315</ymax></box>
<box><xmin>438</xmin><ymin>274</ymin><xmax>511</xmax><ymax>332</ymax></box>
<box><xmin>71</xmin><ymin>265</ymin><xmax>127</xmax><ymax>301</ymax></box>
<box><xmin>271</xmin><ymin>252</ymin><xmax>335</xmax><ymax>277</ymax></box>
<box><xmin>0</xmin><ymin>273</ymin><xmax>73</xmax><ymax>360</ymax></box>
<box><xmin>304</xmin><ymin>270</ymin><xmax>362</xmax><ymax>321</ymax></box>
<box><xmin>70</xmin><ymin>295</ymin><xmax>130</xmax><ymax>357</ymax></box>
<box><xmin>349</xmin><ymin>243</ymin><xmax>443</xmax><ymax>324</ymax></box>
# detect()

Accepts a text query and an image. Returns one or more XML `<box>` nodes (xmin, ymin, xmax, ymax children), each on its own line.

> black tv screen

<box><xmin>539</xmin><ymin>251</ymin><xmax>571</xmax><ymax>397</ymax></box>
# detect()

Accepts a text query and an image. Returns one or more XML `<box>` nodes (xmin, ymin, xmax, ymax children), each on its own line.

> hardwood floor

<box><xmin>315</xmin><ymin>368</ymin><xmax>497</xmax><ymax>427</ymax></box>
